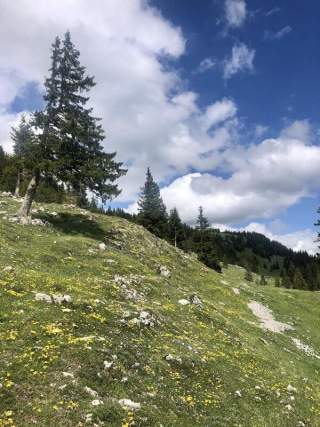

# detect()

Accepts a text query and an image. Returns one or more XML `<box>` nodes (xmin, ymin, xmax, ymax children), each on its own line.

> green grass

<box><xmin>0</xmin><ymin>195</ymin><xmax>319</xmax><ymax>426</ymax></box>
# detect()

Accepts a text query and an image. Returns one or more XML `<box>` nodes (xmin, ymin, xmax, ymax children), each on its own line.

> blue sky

<box><xmin>0</xmin><ymin>0</ymin><xmax>319</xmax><ymax>253</ymax></box>
<box><xmin>154</xmin><ymin>0</ymin><xmax>320</xmax><ymax>129</ymax></box>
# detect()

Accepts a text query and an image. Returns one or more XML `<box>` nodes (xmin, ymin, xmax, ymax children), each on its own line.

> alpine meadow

<box><xmin>0</xmin><ymin>1</ymin><xmax>320</xmax><ymax>426</ymax></box>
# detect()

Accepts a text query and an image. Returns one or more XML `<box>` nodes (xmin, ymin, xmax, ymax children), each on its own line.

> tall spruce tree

<box><xmin>138</xmin><ymin>168</ymin><xmax>167</xmax><ymax>237</ymax></box>
<box><xmin>292</xmin><ymin>268</ymin><xmax>307</xmax><ymax>290</ymax></box>
<box><xmin>316</xmin><ymin>207</ymin><xmax>320</xmax><ymax>254</ymax></box>
<box><xmin>10</xmin><ymin>115</ymin><xmax>35</xmax><ymax>197</ymax></box>
<box><xmin>19</xmin><ymin>32</ymin><xmax>126</xmax><ymax>217</ymax></box>
<box><xmin>168</xmin><ymin>207</ymin><xmax>183</xmax><ymax>247</ymax></box>
<box><xmin>196</xmin><ymin>206</ymin><xmax>209</xmax><ymax>232</ymax></box>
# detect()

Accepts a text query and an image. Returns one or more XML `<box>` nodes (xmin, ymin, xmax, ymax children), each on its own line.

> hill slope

<box><xmin>0</xmin><ymin>195</ymin><xmax>319</xmax><ymax>427</ymax></box>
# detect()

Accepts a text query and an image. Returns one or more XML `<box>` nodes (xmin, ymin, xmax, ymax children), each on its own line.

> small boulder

<box><xmin>165</xmin><ymin>354</ymin><xmax>182</xmax><ymax>363</ymax></box>
<box><xmin>98</xmin><ymin>242</ymin><xmax>106</xmax><ymax>251</ymax></box>
<box><xmin>118</xmin><ymin>399</ymin><xmax>141</xmax><ymax>410</ymax></box>
<box><xmin>190</xmin><ymin>294</ymin><xmax>203</xmax><ymax>308</ymax></box>
<box><xmin>91</xmin><ymin>399</ymin><xmax>103</xmax><ymax>406</ymax></box>
<box><xmin>159</xmin><ymin>265</ymin><xmax>171</xmax><ymax>278</ymax></box>
<box><xmin>178</xmin><ymin>299</ymin><xmax>190</xmax><ymax>306</ymax></box>
<box><xmin>84</xmin><ymin>386</ymin><xmax>99</xmax><ymax>398</ymax></box>
<box><xmin>139</xmin><ymin>310</ymin><xmax>156</xmax><ymax>327</ymax></box>
<box><xmin>35</xmin><ymin>293</ymin><xmax>52</xmax><ymax>304</ymax></box>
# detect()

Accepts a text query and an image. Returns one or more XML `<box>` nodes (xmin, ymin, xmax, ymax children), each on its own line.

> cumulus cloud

<box><xmin>223</xmin><ymin>43</ymin><xmax>255</xmax><ymax>79</ymax></box>
<box><xmin>225</xmin><ymin>0</ymin><xmax>247</xmax><ymax>28</ymax></box>
<box><xmin>150</xmin><ymin>121</ymin><xmax>320</xmax><ymax>229</ymax></box>
<box><xmin>264</xmin><ymin>25</ymin><xmax>292</xmax><ymax>41</ymax></box>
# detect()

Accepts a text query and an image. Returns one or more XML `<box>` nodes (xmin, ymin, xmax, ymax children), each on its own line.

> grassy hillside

<box><xmin>0</xmin><ymin>195</ymin><xmax>319</xmax><ymax>427</ymax></box>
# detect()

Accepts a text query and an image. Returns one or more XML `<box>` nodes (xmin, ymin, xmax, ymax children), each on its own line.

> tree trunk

<box><xmin>14</xmin><ymin>170</ymin><xmax>21</xmax><ymax>198</ymax></box>
<box><xmin>19</xmin><ymin>171</ymin><xmax>40</xmax><ymax>217</ymax></box>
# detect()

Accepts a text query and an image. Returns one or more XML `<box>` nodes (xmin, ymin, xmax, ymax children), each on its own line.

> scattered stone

<box><xmin>139</xmin><ymin>310</ymin><xmax>156</xmax><ymax>327</ymax></box>
<box><xmin>53</xmin><ymin>294</ymin><xmax>72</xmax><ymax>304</ymax></box>
<box><xmin>131</xmin><ymin>362</ymin><xmax>140</xmax><ymax>369</ymax></box>
<box><xmin>98</xmin><ymin>242</ymin><xmax>106</xmax><ymax>251</ymax></box>
<box><xmin>118</xmin><ymin>399</ymin><xmax>141</xmax><ymax>410</ymax></box>
<box><xmin>114</xmin><ymin>274</ymin><xmax>144</xmax><ymax>301</ymax></box>
<box><xmin>178</xmin><ymin>299</ymin><xmax>190</xmax><ymax>306</ymax></box>
<box><xmin>62</xmin><ymin>372</ymin><xmax>74</xmax><ymax>379</ymax></box>
<box><xmin>103</xmin><ymin>361</ymin><xmax>113</xmax><ymax>370</ymax></box>
<box><xmin>85</xmin><ymin>414</ymin><xmax>93</xmax><ymax>423</ymax></box>
<box><xmin>35</xmin><ymin>293</ymin><xmax>72</xmax><ymax>305</ymax></box>
<box><xmin>291</xmin><ymin>338</ymin><xmax>320</xmax><ymax>359</ymax></box>
<box><xmin>8</xmin><ymin>216</ymin><xmax>49</xmax><ymax>226</ymax></box>
<box><xmin>232</xmin><ymin>288</ymin><xmax>240</xmax><ymax>295</ymax></box>
<box><xmin>91</xmin><ymin>399</ymin><xmax>103</xmax><ymax>406</ymax></box>
<box><xmin>3</xmin><ymin>266</ymin><xmax>14</xmax><ymax>273</ymax></box>
<box><xmin>165</xmin><ymin>354</ymin><xmax>182</xmax><ymax>363</ymax></box>
<box><xmin>85</xmin><ymin>386</ymin><xmax>99</xmax><ymax>398</ymax></box>
<box><xmin>190</xmin><ymin>294</ymin><xmax>203</xmax><ymax>308</ymax></box>
<box><xmin>287</xmin><ymin>384</ymin><xmax>297</xmax><ymax>393</ymax></box>
<box><xmin>159</xmin><ymin>265</ymin><xmax>171</xmax><ymax>278</ymax></box>
<box><xmin>235</xmin><ymin>390</ymin><xmax>242</xmax><ymax>398</ymax></box>
<box><xmin>35</xmin><ymin>293</ymin><xmax>52</xmax><ymax>304</ymax></box>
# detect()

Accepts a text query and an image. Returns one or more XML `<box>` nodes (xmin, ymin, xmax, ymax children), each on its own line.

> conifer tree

<box><xmin>168</xmin><ymin>207</ymin><xmax>183</xmax><ymax>247</ymax></box>
<box><xmin>222</xmin><ymin>256</ymin><xmax>229</xmax><ymax>269</ymax></box>
<box><xmin>259</xmin><ymin>275</ymin><xmax>267</xmax><ymax>286</ymax></box>
<box><xmin>292</xmin><ymin>268</ymin><xmax>307</xmax><ymax>290</ymax></box>
<box><xmin>19</xmin><ymin>32</ymin><xmax>126</xmax><ymax>217</ymax></box>
<box><xmin>138</xmin><ymin>168</ymin><xmax>167</xmax><ymax>237</ymax></box>
<box><xmin>316</xmin><ymin>207</ymin><xmax>320</xmax><ymax>254</ymax></box>
<box><xmin>10</xmin><ymin>115</ymin><xmax>35</xmax><ymax>197</ymax></box>
<box><xmin>0</xmin><ymin>146</ymin><xmax>5</xmax><ymax>171</ymax></box>
<box><xmin>196</xmin><ymin>206</ymin><xmax>209</xmax><ymax>232</ymax></box>
<box><xmin>281</xmin><ymin>275</ymin><xmax>291</xmax><ymax>289</ymax></box>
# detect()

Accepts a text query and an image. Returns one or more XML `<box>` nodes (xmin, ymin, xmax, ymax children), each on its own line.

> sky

<box><xmin>0</xmin><ymin>0</ymin><xmax>319</xmax><ymax>253</ymax></box>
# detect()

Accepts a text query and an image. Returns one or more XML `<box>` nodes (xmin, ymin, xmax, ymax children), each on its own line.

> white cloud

<box><xmin>280</xmin><ymin>120</ymin><xmax>311</xmax><ymax>142</ymax></box>
<box><xmin>197</xmin><ymin>57</ymin><xmax>216</xmax><ymax>73</ymax></box>
<box><xmin>223</xmin><ymin>43</ymin><xmax>255</xmax><ymax>79</ymax></box>
<box><xmin>264</xmin><ymin>26</ymin><xmax>292</xmax><ymax>41</ymax></box>
<box><xmin>153</xmin><ymin>121</ymin><xmax>320</xmax><ymax>228</ymax></box>
<box><xmin>265</xmin><ymin>7</ymin><xmax>281</xmax><ymax>17</ymax></box>
<box><xmin>0</xmin><ymin>110</ymin><xmax>24</xmax><ymax>153</ymax></box>
<box><xmin>225</xmin><ymin>0</ymin><xmax>247</xmax><ymax>28</ymax></box>
<box><xmin>254</xmin><ymin>124</ymin><xmax>269</xmax><ymax>138</ymax></box>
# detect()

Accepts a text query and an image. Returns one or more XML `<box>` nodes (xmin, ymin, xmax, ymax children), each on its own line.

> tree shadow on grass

<box><xmin>37</xmin><ymin>212</ymin><xmax>116</xmax><ymax>242</ymax></box>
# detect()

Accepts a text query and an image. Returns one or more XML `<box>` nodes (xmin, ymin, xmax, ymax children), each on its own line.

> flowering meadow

<box><xmin>0</xmin><ymin>195</ymin><xmax>319</xmax><ymax>426</ymax></box>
